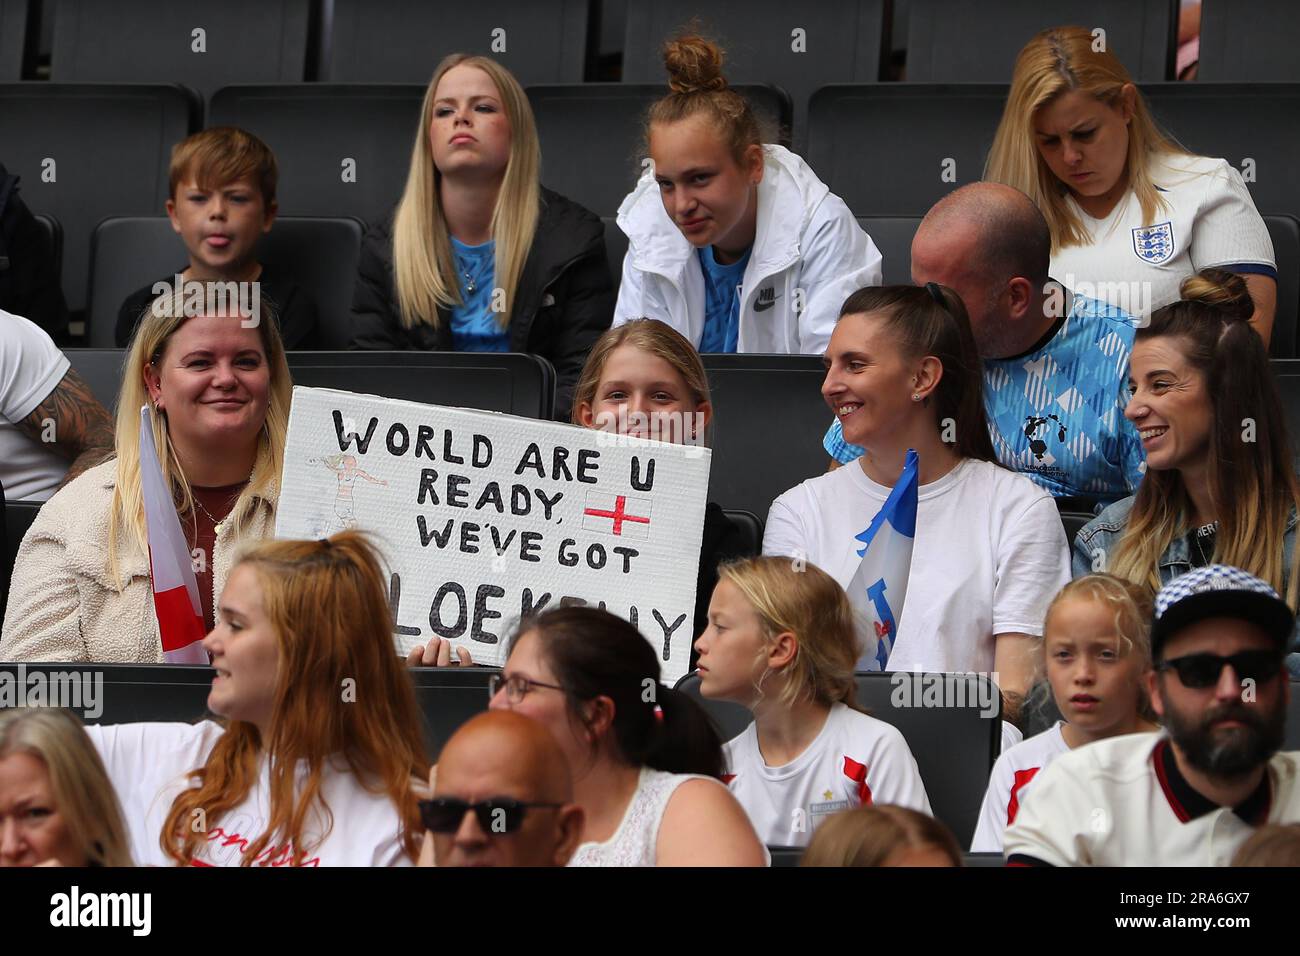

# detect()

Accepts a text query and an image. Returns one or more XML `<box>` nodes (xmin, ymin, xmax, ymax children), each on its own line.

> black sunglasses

<box><xmin>1157</xmin><ymin>650</ymin><xmax>1283</xmax><ymax>689</ymax></box>
<box><xmin>418</xmin><ymin>797</ymin><xmax>564</xmax><ymax>835</ymax></box>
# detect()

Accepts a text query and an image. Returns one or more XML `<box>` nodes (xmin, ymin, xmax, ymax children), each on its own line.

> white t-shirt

<box><xmin>764</xmin><ymin>458</ymin><xmax>1070</xmax><ymax>674</ymax></box>
<box><xmin>85</xmin><ymin>721</ymin><xmax>414</xmax><ymax>867</ymax></box>
<box><xmin>0</xmin><ymin>311</ymin><xmax>70</xmax><ymax>501</ymax></box>
<box><xmin>1005</xmin><ymin>732</ymin><xmax>1300</xmax><ymax>866</ymax></box>
<box><xmin>1050</xmin><ymin>153</ymin><xmax>1276</xmax><ymax>320</ymax></box>
<box><xmin>971</xmin><ymin>721</ymin><xmax>1070</xmax><ymax>852</ymax></box>
<box><xmin>723</xmin><ymin>702</ymin><xmax>931</xmax><ymax>847</ymax></box>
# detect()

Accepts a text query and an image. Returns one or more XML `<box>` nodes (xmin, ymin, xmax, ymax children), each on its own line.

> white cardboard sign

<box><xmin>274</xmin><ymin>386</ymin><xmax>711</xmax><ymax>682</ymax></box>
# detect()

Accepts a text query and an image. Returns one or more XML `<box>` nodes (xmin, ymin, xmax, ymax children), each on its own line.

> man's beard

<box><xmin>1162</xmin><ymin>691</ymin><xmax>1286</xmax><ymax>779</ymax></box>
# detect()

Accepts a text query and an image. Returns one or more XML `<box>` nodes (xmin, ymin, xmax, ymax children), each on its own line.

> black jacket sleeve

<box><xmin>349</xmin><ymin>217</ymin><xmax>406</xmax><ymax>349</ymax></box>
<box><xmin>532</xmin><ymin>237</ymin><xmax>614</xmax><ymax>421</ymax></box>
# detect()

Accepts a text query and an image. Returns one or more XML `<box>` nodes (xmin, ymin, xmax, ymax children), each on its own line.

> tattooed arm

<box><xmin>15</xmin><ymin>368</ymin><xmax>115</xmax><ymax>488</ymax></box>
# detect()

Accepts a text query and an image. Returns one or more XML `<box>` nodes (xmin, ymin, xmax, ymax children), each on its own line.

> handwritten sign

<box><xmin>274</xmin><ymin>387</ymin><xmax>711</xmax><ymax>682</ymax></box>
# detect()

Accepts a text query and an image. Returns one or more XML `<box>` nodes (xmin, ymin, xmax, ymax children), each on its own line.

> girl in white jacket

<box><xmin>613</xmin><ymin>34</ymin><xmax>881</xmax><ymax>355</ymax></box>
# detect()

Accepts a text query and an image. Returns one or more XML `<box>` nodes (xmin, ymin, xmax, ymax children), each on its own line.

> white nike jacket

<box><xmin>613</xmin><ymin>145</ymin><xmax>883</xmax><ymax>354</ymax></box>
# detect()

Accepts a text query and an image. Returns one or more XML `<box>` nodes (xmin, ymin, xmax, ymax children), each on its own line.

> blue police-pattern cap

<box><xmin>1151</xmin><ymin>564</ymin><xmax>1295</xmax><ymax>658</ymax></box>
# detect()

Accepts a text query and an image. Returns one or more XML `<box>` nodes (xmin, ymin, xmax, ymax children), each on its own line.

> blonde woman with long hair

<box><xmin>0</xmin><ymin>708</ymin><xmax>133</xmax><ymax>867</ymax></box>
<box><xmin>1</xmin><ymin>285</ymin><xmax>290</xmax><ymax>661</ymax></box>
<box><xmin>80</xmin><ymin>532</ymin><xmax>428</xmax><ymax>866</ymax></box>
<box><xmin>694</xmin><ymin>556</ymin><xmax>930</xmax><ymax>848</ymax></box>
<box><xmin>350</xmin><ymin>53</ymin><xmax>614</xmax><ymax>419</ymax></box>
<box><xmin>1074</xmin><ymin>270</ymin><xmax>1300</xmax><ymax>668</ymax></box>
<box><xmin>986</xmin><ymin>26</ymin><xmax>1276</xmax><ymax>342</ymax></box>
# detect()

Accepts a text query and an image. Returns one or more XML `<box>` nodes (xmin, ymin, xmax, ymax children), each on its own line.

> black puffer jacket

<box><xmin>350</xmin><ymin>188</ymin><xmax>614</xmax><ymax>420</ymax></box>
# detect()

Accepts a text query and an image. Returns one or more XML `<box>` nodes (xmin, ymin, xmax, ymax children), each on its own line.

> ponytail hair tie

<box><xmin>925</xmin><ymin>282</ymin><xmax>945</xmax><ymax>306</ymax></box>
<box><xmin>318</xmin><ymin>537</ymin><xmax>333</xmax><ymax>549</ymax></box>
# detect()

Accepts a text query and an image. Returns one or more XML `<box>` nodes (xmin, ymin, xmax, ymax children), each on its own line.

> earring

<box><xmin>911</xmin><ymin>393</ymin><xmax>922</xmax><ymax>402</ymax></box>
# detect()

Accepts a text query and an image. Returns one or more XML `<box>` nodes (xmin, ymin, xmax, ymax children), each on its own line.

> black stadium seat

<box><xmin>858</xmin><ymin>216</ymin><xmax>921</xmax><ymax>285</ymax></box>
<box><xmin>808</xmin><ymin>84</ymin><xmax>1007</xmax><ymax>217</ymax></box>
<box><xmin>0</xmin><ymin>84</ymin><xmax>198</xmax><ymax>314</ymax></box>
<box><xmin>0</xmin><ymin>0</ymin><xmax>25</xmax><ymax>80</ymax></box>
<box><xmin>602</xmin><ymin>216</ymin><xmax>628</xmax><ymax>289</ymax></box>
<box><xmin>285</xmin><ymin>351</ymin><xmax>556</xmax><ymax>420</ymax></box>
<box><xmin>1265</xmin><ymin>215</ymin><xmax>1300</xmax><ymax>360</ymax></box>
<box><xmin>722</xmin><ymin>510</ymin><xmax>764</xmax><ymax>557</ymax></box>
<box><xmin>1197</xmin><ymin>0</ymin><xmax>1300</xmax><ymax>82</ymax></box>
<box><xmin>64</xmin><ymin>348</ymin><xmax>557</xmax><ymax>430</ymax></box>
<box><xmin>61</xmin><ymin>349</ymin><xmax>124</xmax><ymax>413</ymax></box>
<box><xmin>1272</xmin><ymin>359</ymin><xmax>1300</xmax><ymax>473</ymax></box>
<box><xmin>1058</xmin><ymin>511</ymin><xmax>1093</xmax><ymax>553</ymax></box>
<box><xmin>207</xmin><ymin>84</ymin><xmax>425</xmax><ymax>223</ymax></box>
<box><xmin>701</xmin><ymin>354</ymin><xmax>830</xmax><ymax>522</ymax></box>
<box><xmin>324</xmin><ymin>0</ymin><xmax>590</xmax><ymax>85</ymax></box>
<box><xmin>1143</xmin><ymin>84</ymin><xmax>1300</xmax><ymax>225</ymax></box>
<box><xmin>0</xmin><ymin>663</ymin><xmax>498</xmax><ymax>762</ymax></box>
<box><xmin>621</xmin><ymin>0</ymin><xmax>889</xmax><ymax>151</ymax></box>
<box><xmin>87</xmin><ymin>216</ymin><xmax>365</xmax><ymax>349</ymax></box>
<box><xmin>48</xmin><ymin>0</ymin><xmax>310</xmax><ymax>109</ymax></box>
<box><xmin>676</xmin><ymin>670</ymin><xmax>1001</xmax><ymax>847</ymax></box>
<box><xmin>528</xmin><ymin>83</ymin><xmax>792</xmax><ymax>219</ymax></box>
<box><xmin>32</xmin><ymin>215</ymin><xmax>63</xmax><ymax>294</ymax></box>
<box><xmin>905</xmin><ymin>0</ymin><xmax>1176</xmax><ymax>83</ymax></box>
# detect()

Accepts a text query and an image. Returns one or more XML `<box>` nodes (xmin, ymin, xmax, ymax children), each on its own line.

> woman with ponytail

<box><xmin>613</xmin><ymin>33</ymin><xmax>881</xmax><ymax>355</ymax></box>
<box><xmin>765</xmin><ymin>284</ymin><xmax>1069</xmax><ymax>723</ymax></box>
<box><xmin>1074</xmin><ymin>269</ymin><xmax>1300</xmax><ymax>658</ymax></box>
<box><xmin>82</xmin><ymin>531</ymin><xmax>428</xmax><ymax>866</ymax></box>
<box><xmin>695</xmin><ymin>557</ymin><xmax>929</xmax><ymax>848</ymax></box>
<box><xmin>350</xmin><ymin>54</ymin><xmax>614</xmax><ymax>420</ymax></box>
<box><xmin>488</xmin><ymin>606</ymin><xmax>766</xmax><ymax>865</ymax></box>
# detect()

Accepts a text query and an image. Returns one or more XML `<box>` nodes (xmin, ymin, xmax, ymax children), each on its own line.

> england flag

<box><xmin>139</xmin><ymin>405</ymin><xmax>209</xmax><ymax>664</ymax></box>
<box><xmin>846</xmin><ymin>449</ymin><xmax>918</xmax><ymax>671</ymax></box>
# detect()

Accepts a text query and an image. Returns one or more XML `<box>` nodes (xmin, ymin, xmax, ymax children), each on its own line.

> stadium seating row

<box><xmin>3</xmin><ymin>661</ymin><xmax>1299</xmax><ymax>849</ymax></box>
<box><xmin>53</xmin><ymin>350</ymin><xmax>1300</xmax><ymax>519</ymax></box>
<box><xmin>3</xmin><ymin>81</ymin><xmax>1297</xmax><ymax>324</ymax></box>
<box><xmin>6</xmin><ymin>2</ymin><xmax>1298</xmax><ymax>101</ymax></box>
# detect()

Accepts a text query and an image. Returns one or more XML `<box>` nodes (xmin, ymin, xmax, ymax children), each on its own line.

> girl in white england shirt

<box><xmin>84</xmin><ymin>532</ymin><xmax>429</xmax><ymax>866</ymax></box>
<box><xmin>695</xmin><ymin>556</ymin><xmax>930</xmax><ymax>847</ymax></box>
<box><xmin>971</xmin><ymin>573</ymin><xmax>1158</xmax><ymax>852</ymax></box>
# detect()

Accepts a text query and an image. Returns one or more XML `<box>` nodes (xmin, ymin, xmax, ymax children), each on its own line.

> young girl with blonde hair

<box><xmin>351</xmin><ymin>53</ymin><xmax>613</xmax><ymax>419</ymax></box>
<box><xmin>695</xmin><ymin>556</ymin><xmax>930</xmax><ymax>847</ymax></box>
<box><xmin>971</xmin><ymin>574</ymin><xmax>1158</xmax><ymax>852</ymax></box>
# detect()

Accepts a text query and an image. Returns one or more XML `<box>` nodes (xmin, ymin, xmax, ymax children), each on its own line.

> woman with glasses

<box><xmin>80</xmin><ymin>531</ymin><xmax>429</xmax><ymax>866</ymax></box>
<box><xmin>488</xmin><ymin>606</ymin><xmax>766</xmax><ymax>866</ymax></box>
<box><xmin>1074</xmin><ymin>269</ymin><xmax>1300</xmax><ymax>671</ymax></box>
<box><xmin>763</xmin><ymin>284</ymin><xmax>1069</xmax><ymax>726</ymax></box>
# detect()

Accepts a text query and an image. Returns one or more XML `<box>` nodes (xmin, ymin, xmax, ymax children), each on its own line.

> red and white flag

<box><xmin>139</xmin><ymin>405</ymin><xmax>208</xmax><ymax>664</ymax></box>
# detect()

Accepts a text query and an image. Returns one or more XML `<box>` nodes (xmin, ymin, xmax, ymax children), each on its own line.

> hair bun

<box><xmin>663</xmin><ymin>34</ymin><xmax>729</xmax><ymax>95</ymax></box>
<box><xmin>1179</xmin><ymin>268</ymin><xmax>1254</xmax><ymax>323</ymax></box>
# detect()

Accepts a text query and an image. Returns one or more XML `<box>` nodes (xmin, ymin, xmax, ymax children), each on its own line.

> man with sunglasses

<box><xmin>417</xmin><ymin>711</ymin><xmax>584</xmax><ymax>867</ymax></box>
<box><xmin>1005</xmin><ymin>565</ymin><xmax>1300</xmax><ymax>866</ymax></box>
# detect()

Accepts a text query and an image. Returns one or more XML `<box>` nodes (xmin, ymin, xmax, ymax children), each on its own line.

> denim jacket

<box><xmin>1072</xmin><ymin>496</ymin><xmax>1300</xmax><ymax>669</ymax></box>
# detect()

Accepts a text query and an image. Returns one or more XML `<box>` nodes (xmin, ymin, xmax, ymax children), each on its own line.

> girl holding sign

<box><xmin>762</xmin><ymin>285</ymin><xmax>1069</xmax><ymax>725</ymax></box>
<box><xmin>82</xmin><ymin>532</ymin><xmax>429</xmax><ymax>866</ymax></box>
<box><xmin>613</xmin><ymin>33</ymin><xmax>882</xmax><ymax>355</ymax></box>
<box><xmin>350</xmin><ymin>54</ymin><xmax>614</xmax><ymax>419</ymax></box>
<box><xmin>489</xmin><ymin>605</ymin><xmax>766</xmax><ymax>866</ymax></box>
<box><xmin>971</xmin><ymin>574</ymin><xmax>1157</xmax><ymax>853</ymax></box>
<box><xmin>695</xmin><ymin>556</ymin><xmax>931</xmax><ymax>848</ymax></box>
<box><xmin>572</xmin><ymin>318</ymin><xmax>752</xmax><ymax>640</ymax></box>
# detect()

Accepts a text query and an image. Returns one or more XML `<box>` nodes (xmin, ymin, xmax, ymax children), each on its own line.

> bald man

<box><xmin>822</xmin><ymin>182</ymin><xmax>1145</xmax><ymax>509</ymax></box>
<box><xmin>418</xmin><ymin>711</ymin><xmax>584</xmax><ymax>867</ymax></box>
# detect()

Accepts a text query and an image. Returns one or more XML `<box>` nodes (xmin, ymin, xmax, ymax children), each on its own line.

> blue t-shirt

<box><xmin>450</xmin><ymin>237</ymin><xmax>510</xmax><ymax>352</ymax></box>
<box><xmin>696</xmin><ymin>245</ymin><xmax>752</xmax><ymax>353</ymax></box>
<box><xmin>825</xmin><ymin>291</ymin><xmax>1145</xmax><ymax>505</ymax></box>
